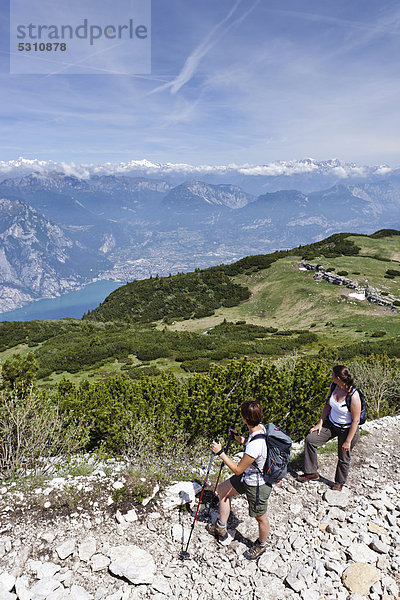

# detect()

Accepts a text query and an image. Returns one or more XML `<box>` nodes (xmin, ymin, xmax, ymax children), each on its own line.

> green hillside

<box><xmin>85</xmin><ymin>229</ymin><xmax>400</xmax><ymax>342</ymax></box>
<box><xmin>173</xmin><ymin>232</ymin><xmax>400</xmax><ymax>337</ymax></box>
<box><xmin>84</xmin><ymin>231</ymin><xmax>367</xmax><ymax>325</ymax></box>
<box><xmin>1</xmin><ymin>231</ymin><xmax>399</xmax><ymax>478</ymax></box>
<box><xmin>0</xmin><ymin>230</ymin><xmax>399</xmax><ymax>384</ymax></box>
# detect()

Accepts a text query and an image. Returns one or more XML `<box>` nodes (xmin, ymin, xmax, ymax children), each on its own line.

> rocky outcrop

<box><xmin>0</xmin><ymin>198</ymin><xmax>110</xmax><ymax>313</ymax></box>
<box><xmin>0</xmin><ymin>416</ymin><xmax>399</xmax><ymax>600</ymax></box>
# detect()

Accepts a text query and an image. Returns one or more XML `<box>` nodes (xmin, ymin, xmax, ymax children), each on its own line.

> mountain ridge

<box><xmin>1</xmin><ymin>157</ymin><xmax>399</xmax><ymax>194</ymax></box>
<box><xmin>1</xmin><ymin>171</ymin><xmax>400</xmax><ymax>314</ymax></box>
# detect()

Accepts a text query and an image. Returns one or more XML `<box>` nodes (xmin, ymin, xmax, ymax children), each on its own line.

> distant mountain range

<box><xmin>1</xmin><ymin>164</ymin><xmax>400</xmax><ymax>313</ymax></box>
<box><xmin>1</xmin><ymin>157</ymin><xmax>400</xmax><ymax>194</ymax></box>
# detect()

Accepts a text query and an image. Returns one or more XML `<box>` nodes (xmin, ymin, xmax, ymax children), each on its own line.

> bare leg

<box><xmin>255</xmin><ymin>513</ymin><xmax>270</xmax><ymax>543</ymax></box>
<box><xmin>217</xmin><ymin>479</ymin><xmax>240</xmax><ymax>524</ymax></box>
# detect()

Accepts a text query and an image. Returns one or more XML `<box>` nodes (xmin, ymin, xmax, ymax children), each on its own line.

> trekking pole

<box><xmin>179</xmin><ymin>371</ymin><xmax>243</xmax><ymax>559</ymax></box>
<box><xmin>206</xmin><ymin>428</ymin><xmax>236</xmax><ymax>515</ymax></box>
<box><xmin>179</xmin><ymin>442</ymin><xmax>219</xmax><ymax>560</ymax></box>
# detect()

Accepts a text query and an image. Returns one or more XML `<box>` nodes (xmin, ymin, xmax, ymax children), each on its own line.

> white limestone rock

<box><xmin>69</xmin><ymin>586</ymin><xmax>92</xmax><ymax>600</ymax></box>
<box><xmin>381</xmin><ymin>575</ymin><xmax>399</xmax><ymax>598</ymax></box>
<box><xmin>36</xmin><ymin>563</ymin><xmax>61</xmax><ymax>580</ymax></box>
<box><xmin>30</xmin><ymin>578</ymin><xmax>61</xmax><ymax>600</ymax></box>
<box><xmin>112</xmin><ymin>482</ymin><xmax>124</xmax><ymax>490</ymax></box>
<box><xmin>327</xmin><ymin>507</ymin><xmax>347</xmax><ymax>521</ymax></box>
<box><xmin>0</xmin><ymin>592</ymin><xmax>17</xmax><ymax>600</ymax></box>
<box><xmin>78</xmin><ymin>539</ymin><xmax>97</xmax><ymax>562</ymax></box>
<box><xmin>108</xmin><ymin>545</ymin><xmax>156</xmax><ymax>585</ymax></box>
<box><xmin>370</xmin><ymin>539</ymin><xmax>390</xmax><ymax>554</ymax></box>
<box><xmin>301</xmin><ymin>589</ymin><xmax>320</xmax><ymax>600</ymax></box>
<box><xmin>347</xmin><ymin>543</ymin><xmax>379</xmax><ymax>563</ymax></box>
<box><xmin>292</xmin><ymin>536</ymin><xmax>306</xmax><ymax>550</ymax></box>
<box><xmin>161</xmin><ymin>481</ymin><xmax>202</xmax><ymax>510</ymax></box>
<box><xmin>289</xmin><ymin>503</ymin><xmax>303</xmax><ymax>515</ymax></box>
<box><xmin>89</xmin><ymin>554</ymin><xmax>110</xmax><ymax>573</ymax></box>
<box><xmin>258</xmin><ymin>551</ymin><xmax>281</xmax><ymax>573</ymax></box>
<box><xmin>0</xmin><ymin>574</ymin><xmax>16</xmax><ymax>593</ymax></box>
<box><xmin>285</xmin><ymin>566</ymin><xmax>307</xmax><ymax>593</ymax></box>
<box><xmin>104</xmin><ymin>592</ymin><xmax>122</xmax><ymax>600</ymax></box>
<box><xmin>47</xmin><ymin>589</ymin><xmax>71</xmax><ymax>600</ymax></box>
<box><xmin>142</xmin><ymin>484</ymin><xmax>160</xmax><ymax>507</ymax></box>
<box><xmin>151</xmin><ymin>575</ymin><xmax>172</xmax><ymax>596</ymax></box>
<box><xmin>114</xmin><ymin>511</ymin><xmax>126</xmax><ymax>526</ymax></box>
<box><xmin>15</xmin><ymin>576</ymin><xmax>31</xmax><ymax>600</ymax></box>
<box><xmin>171</xmin><ymin>524</ymin><xmax>190</xmax><ymax>544</ymax></box>
<box><xmin>56</xmin><ymin>540</ymin><xmax>76</xmax><ymax>561</ymax></box>
<box><xmin>323</xmin><ymin>490</ymin><xmax>350</xmax><ymax>507</ymax></box>
<box><xmin>124</xmin><ymin>509</ymin><xmax>138</xmax><ymax>523</ymax></box>
<box><xmin>325</xmin><ymin>561</ymin><xmax>346</xmax><ymax>576</ymax></box>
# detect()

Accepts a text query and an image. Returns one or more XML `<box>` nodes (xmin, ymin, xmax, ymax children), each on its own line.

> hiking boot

<box><xmin>332</xmin><ymin>483</ymin><xmax>343</xmax><ymax>491</ymax></box>
<box><xmin>244</xmin><ymin>539</ymin><xmax>267</xmax><ymax>560</ymax></box>
<box><xmin>207</xmin><ymin>520</ymin><xmax>228</xmax><ymax>543</ymax></box>
<box><xmin>297</xmin><ymin>472</ymin><xmax>319</xmax><ymax>483</ymax></box>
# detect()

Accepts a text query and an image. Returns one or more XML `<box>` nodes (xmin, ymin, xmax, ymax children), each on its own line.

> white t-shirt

<box><xmin>328</xmin><ymin>391</ymin><xmax>352</xmax><ymax>427</ymax></box>
<box><xmin>242</xmin><ymin>424</ymin><xmax>267</xmax><ymax>486</ymax></box>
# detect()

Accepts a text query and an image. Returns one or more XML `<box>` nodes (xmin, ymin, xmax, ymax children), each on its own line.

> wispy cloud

<box><xmin>150</xmin><ymin>0</ymin><xmax>260</xmax><ymax>95</ymax></box>
<box><xmin>268</xmin><ymin>6</ymin><xmax>400</xmax><ymax>35</ymax></box>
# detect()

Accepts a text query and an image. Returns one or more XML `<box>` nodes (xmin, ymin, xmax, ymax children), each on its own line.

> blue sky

<box><xmin>1</xmin><ymin>0</ymin><xmax>400</xmax><ymax>166</ymax></box>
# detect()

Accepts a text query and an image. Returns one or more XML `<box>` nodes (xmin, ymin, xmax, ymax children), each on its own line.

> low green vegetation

<box><xmin>0</xmin><ymin>229</ymin><xmax>399</xmax><ymax>487</ymax></box>
<box><xmin>1</xmin><ymin>231</ymin><xmax>399</xmax><ymax>387</ymax></box>
<box><xmin>82</xmin><ymin>232</ymin><xmax>372</xmax><ymax>326</ymax></box>
<box><xmin>84</xmin><ymin>269</ymin><xmax>251</xmax><ymax>323</ymax></box>
<box><xmin>1</xmin><ymin>353</ymin><xmax>399</xmax><ymax>476</ymax></box>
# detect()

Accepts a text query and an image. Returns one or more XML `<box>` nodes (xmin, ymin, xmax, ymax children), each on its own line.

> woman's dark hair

<box><xmin>332</xmin><ymin>364</ymin><xmax>354</xmax><ymax>391</ymax></box>
<box><xmin>241</xmin><ymin>400</ymin><xmax>263</xmax><ymax>427</ymax></box>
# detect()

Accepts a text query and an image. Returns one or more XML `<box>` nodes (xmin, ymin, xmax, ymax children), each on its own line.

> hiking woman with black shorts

<box><xmin>298</xmin><ymin>364</ymin><xmax>361</xmax><ymax>491</ymax></box>
<box><xmin>208</xmin><ymin>400</ymin><xmax>272</xmax><ymax>560</ymax></box>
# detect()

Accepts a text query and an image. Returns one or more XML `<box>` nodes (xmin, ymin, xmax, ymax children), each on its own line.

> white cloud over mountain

<box><xmin>0</xmin><ymin>157</ymin><xmax>395</xmax><ymax>182</ymax></box>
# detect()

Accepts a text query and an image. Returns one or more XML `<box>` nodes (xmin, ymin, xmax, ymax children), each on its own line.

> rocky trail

<box><xmin>0</xmin><ymin>415</ymin><xmax>399</xmax><ymax>600</ymax></box>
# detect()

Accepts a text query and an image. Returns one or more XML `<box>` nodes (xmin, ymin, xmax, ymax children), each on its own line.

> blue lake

<box><xmin>0</xmin><ymin>280</ymin><xmax>124</xmax><ymax>322</ymax></box>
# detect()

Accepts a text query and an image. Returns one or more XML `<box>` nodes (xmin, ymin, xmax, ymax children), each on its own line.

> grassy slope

<box><xmin>1</xmin><ymin>233</ymin><xmax>399</xmax><ymax>385</ymax></box>
<box><xmin>168</xmin><ymin>234</ymin><xmax>400</xmax><ymax>345</ymax></box>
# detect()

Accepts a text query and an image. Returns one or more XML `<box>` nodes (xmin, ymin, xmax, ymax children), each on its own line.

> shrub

<box><xmin>350</xmin><ymin>355</ymin><xmax>400</xmax><ymax>418</ymax></box>
<box><xmin>1</xmin><ymin>353</ymin><xmax>38</xmax><ymax>393</ymax></box>
<box><xmin>181</xmin><ymin>358</ymin><xmax>212</xmax><ymax>372</ymax></box>
<box><xmin>370</xmin><ymin>330</ymin><xmax>386</xmax><ymax>338</ymax></box>
<box><xmin>127</xmin><ymin>366</ymin><xmax>161</xmax><ymax>379</ymax></box>
<box><xmin>122</xmin><ymin>419</ymin><xmax>209</xmax><ymax>488</ymax></box>
<box><xmin>0</xmin><ymin>386</ymin><xmax>88</xmax><ymax>479</ymax></box>
<box><xmin>337</xmin><ymin>271</ymin><xmax>349</xmax><ymax>276</ymax></box>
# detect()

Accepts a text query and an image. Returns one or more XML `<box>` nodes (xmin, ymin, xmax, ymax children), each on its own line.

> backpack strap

<box><xmin>345</xmin><ymin>387</ymin><xmax>357</xmax><ymax>411</ymax></box>
<box><xmin>327</xmin><ymin>381</ymin><xmax>336</xmax><ymax>402</ymax></box>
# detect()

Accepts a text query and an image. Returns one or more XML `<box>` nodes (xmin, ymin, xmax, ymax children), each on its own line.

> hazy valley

<box><xmin>1</xmin><ymin>161</ymin><xmax>400</xmax><ymax>313</ymax></box>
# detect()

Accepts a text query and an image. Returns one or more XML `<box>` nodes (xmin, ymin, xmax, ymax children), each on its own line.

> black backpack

<box><xmin>331</xmin><ymin>383</ymin><xmax>367</xmax><ymax>425</ymax></box>
<box><xmin>346</xmin><ymin>387</ymin><xmax>367</xmax><ymax>425</ymax></box>
<box><xmin>250</xmin><ymin>423</ymin><xmax>292</xmax><ymax>503</ymax></box>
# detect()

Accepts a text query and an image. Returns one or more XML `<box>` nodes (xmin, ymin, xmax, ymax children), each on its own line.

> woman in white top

<box><xmin>208</xmin><ymin>400</ymin><xmax>272</xmax><ymax>560</ymax></box>
<box><xmin>298</xmin><ymin>365</ymin><xmax>361</xmax><ymax>491</ymax></box>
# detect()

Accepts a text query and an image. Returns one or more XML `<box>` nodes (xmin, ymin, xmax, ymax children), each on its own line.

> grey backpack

<box><xmin>251</xmin><ymin>423</ymin><xmax>292</xmax><ymax>485</ymax></box>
